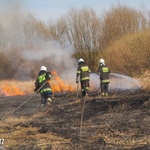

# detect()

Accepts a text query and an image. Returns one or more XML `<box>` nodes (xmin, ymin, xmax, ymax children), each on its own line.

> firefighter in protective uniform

<box><xmin>97</xmin><ymin>58</ymin><xmax>110</xmax><ymax>96</ymax></box>
<box><xmin>76</xmin><ymin>58</ymin><xmax>90</xmax><ymax>97</ymax></box>
<box><xmin>34</xmin><ymin>66</ymin><xmax>53</xmax><ymax>108</ymax></box>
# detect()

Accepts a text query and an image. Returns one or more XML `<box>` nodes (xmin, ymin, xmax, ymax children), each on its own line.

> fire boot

<box><xmin>101</xmin><ymin>92</ymin><xmax>105</xmax><ymax>97</ymax></box>
<box><xmin>105</xmin><ymin>93</ymin><xmax>108</xmax><ymax>96</ymax></box>
<box><xmin>47</xmin><ymin>98</ymin><xmax>52</xmax><ymax>106</ymax></box>
<box><xmin>41</xmin><ymin>104</ymin><xmax>46</xmax><ymax>110</ymax></box>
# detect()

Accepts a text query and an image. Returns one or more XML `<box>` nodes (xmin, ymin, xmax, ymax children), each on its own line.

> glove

<box><xmin>34</xmin><ymin>87</ymin><xmax>39</xmax><ymax>93</ymax></box>
<box><xmin>46</xmin><ymin>71</ymin><xmax>51</xmax><ymax>80</ymax></box>
<box><xmin>76</xmin><ymin>77</ymin><xmax>79</xmax><ymax>83</ymax></box>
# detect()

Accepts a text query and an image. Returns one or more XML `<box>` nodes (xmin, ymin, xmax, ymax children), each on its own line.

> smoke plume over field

<box><xmin>0</xmin><ymin>0</ymin><xmax>77</xmax><ymax>82</ymax></box>
<box><xmin>0</xmin><ymin>0</ymin><xmax>142</xmax><ymax>92</ymax></box>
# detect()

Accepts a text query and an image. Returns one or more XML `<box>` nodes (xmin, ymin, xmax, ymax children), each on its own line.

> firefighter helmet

<box><xmin>100</xmin><ymin>58</ymin><xmax>105</xmax><ymax>64</ymax></box>
<box><xmin>78</xmin><ymin>58</ymin><xmax>84</xmax><ymax>63</ymax></box>
<box><xmin>40</xmin><ymin>66</ymin><xmax>47</xmax><ymax>71</ymax></box>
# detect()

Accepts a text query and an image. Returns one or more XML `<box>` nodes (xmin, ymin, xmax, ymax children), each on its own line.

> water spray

<box><xmin>89</xmin><ymin>73</ymin><xmax>141</xmax><ymax>93</ymax></box>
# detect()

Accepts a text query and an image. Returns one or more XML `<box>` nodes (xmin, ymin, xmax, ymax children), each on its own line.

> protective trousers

<box><xmin>101</xmin><ymin>83</ymin><xmax>109</xmax><ymax>96</ymax></box>
<box><xmin>81</xmin><ymin>80</ymin><xmax>89</xmax><ymax>97</ymax></box>
<box><xmin>41</xmin><ymin>93</ymin><xmax>52</xmax><ymax>105</ymax></box>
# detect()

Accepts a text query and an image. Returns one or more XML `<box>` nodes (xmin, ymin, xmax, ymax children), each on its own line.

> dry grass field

<box><xmin>0</xmin><ymin>72</ymin><xmax>149</xmax><ymax>150</ymax></box>
<box><xmin>0</xmin><ymin>3</ymin><xmax>150</xmax><ymax>149</ymax></box>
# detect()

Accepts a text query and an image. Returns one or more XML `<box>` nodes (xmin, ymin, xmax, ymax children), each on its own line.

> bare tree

<box><xmin>48</xmin><ymin>18</ymin><xmax>68</xmax><ymax>47</ymax></box>
<box><xmin>56</xmin><ymin>8</ymin><xmax>102</xmax><ymax>69</ymax></box>
<box><xmin>65</xmin><ymin>8</ymin><xmax>102</xmax><ymax>51</ymax></box>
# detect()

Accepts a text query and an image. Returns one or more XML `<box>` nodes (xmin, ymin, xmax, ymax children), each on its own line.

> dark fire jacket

<box><xmin>35</xmin><ymin>70</ymin><xmax>52</xmax><ymax>94</ymax></box>
<box><xmin>76</xmin><ymin>62</ymin><xmax>90</xmax><ymax>81</ymax></box>
<box><xmin>97</xmin><ymin>64</ymin><xmax>110</xmax><ymax>83</ymax></box>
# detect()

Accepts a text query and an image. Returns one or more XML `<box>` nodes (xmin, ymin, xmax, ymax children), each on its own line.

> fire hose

<box><xmin>88</xmin><ymin>72</ymin><xmax>101</xmax><ymax>95</ymax></box>
<box><xmin>76</xmin><ymin>72</ymin><xmax>101</xmax><ymax>97</ymax></box>
<box><xmin>88</xmin><ymin>84</ymin><xmax>101</xmax><ymax>95</ymax></box>
<box><xmin>0</xmin><ymin>81</ymin><xmax>47</xmax><ymax>121</ymax></box>
<box><xmin>77</xmin><ymin>73</ymin><xmax>101</xmax><ymax>137</ymax></box>
<box><xmin>79</xmin><ymin>93</ymin><xmax>88</xmax><ymax>138</ymax></box>
<box><xmin>76</xmin><ymin>82</ymin><xmax>79</xmax><ymax>100</ymax></box>
<box><xmin>74</xmin><ymin>81</ymin><xmax>87</xmax><ymax>137</ymax></box>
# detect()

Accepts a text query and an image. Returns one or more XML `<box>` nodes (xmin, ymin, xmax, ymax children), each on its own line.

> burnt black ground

<box><xmin>0</xmin><ymin>91</ymin><xmax>150</xmax><ymax>150</ymax></box>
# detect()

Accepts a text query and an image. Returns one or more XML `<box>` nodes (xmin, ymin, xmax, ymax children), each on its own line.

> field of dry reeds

<box><xmin>0</xmin><ymin>3</ymin><xmax>150</xmax><ymax>149</ymax></box>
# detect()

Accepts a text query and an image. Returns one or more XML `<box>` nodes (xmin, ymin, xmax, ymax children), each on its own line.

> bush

<box><xmin>101</xmin><ymin>29</ymin><xmax>150</xmax><ymax>77</ymax></box>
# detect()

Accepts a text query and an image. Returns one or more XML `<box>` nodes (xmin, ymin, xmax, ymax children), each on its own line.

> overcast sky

<box><xmin>0</xmin><ymin>0</ymin><xmax>149</xmax><ymax>22</ymax></box>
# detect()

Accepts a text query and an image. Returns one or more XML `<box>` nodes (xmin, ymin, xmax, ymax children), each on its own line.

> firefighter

<box><xmin>34</xmin><ymin>66</ymin><xmax>53</xmax><ymax>108</ymax></box>
<box><xmin>97</xmin><ymin>58</ymin><xmax>110</xmax><ymax>96</ymax></box>
<box><xmin>76</xmin><ymin>58</ymin><xmax>90</xmax><ymax>97</ymax></box>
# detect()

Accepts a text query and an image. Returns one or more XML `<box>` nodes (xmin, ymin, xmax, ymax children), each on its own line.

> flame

<box><xmin>2</xmin><ymin>84</ymin><xmax>24</xmax><ymax>96</ymax></box>
<box><xmin>51</xmin><ymin>71</ymin><xmax>75</xmax><ymax>92</ymax></box>
<box><xmin>1</xmin><ymin>71</ymin><xmax>75</xmax><ymax>96</ymax></box>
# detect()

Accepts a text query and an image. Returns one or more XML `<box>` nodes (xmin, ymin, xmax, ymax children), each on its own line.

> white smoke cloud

<box><xmin>0</xmin><ymin>0</ymin><xmax>29</xmax><ymax>50</ymax></box>
<box><xmin>0</xmin><ymin>0</ymin><xmax>77</xmax><ymax>84</ymax></box>
<box><xmin>0</xmin><ymin>0</ymin><xmax>26</xmax><ymax>28</ymax></box>
<box><xmin>23</xmin><ymin>40</ymin><xmax>77</xmax><ymax>84</ymax></box>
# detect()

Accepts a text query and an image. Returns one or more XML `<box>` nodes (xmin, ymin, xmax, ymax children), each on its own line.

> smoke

<box><xmin>0</xmin><ymin>0</ymin><xmax>77</xmax><ymax>83</ymax></box>
<box><xmin>0</xmin><ymin>0</ymin><xmax>28</xmax><ymax>50</ymax></box>
<box><xmin>0</xmin><ymin>0</ymin><xmax>25</xmax><ymax>28</ymax></box>
<box><xmin>23</xmin><ymin>41</ymin><xmax>77</xmax><ymax>83</ymax></box>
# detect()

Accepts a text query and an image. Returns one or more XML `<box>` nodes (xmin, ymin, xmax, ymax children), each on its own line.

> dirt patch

<box><xmin>0</xmin><ymin>91</ymin><xmax>150</xmax><ymax>150</ymax></box>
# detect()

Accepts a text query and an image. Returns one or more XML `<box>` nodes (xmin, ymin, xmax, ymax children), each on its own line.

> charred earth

<box><xmin>0</xmin><ymin>90</ymin><xmax>150</xmax><ymax>150</ymax></box>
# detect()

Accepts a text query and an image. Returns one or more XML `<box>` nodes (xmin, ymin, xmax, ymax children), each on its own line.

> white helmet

<box><xmin>100</xmin><ymin>58</ymin><xmax>105</xmax><ymax>64</ymax></box>
<box><xmin>78</xmin><ymin>58</ymin><xmax>84</xmax><ymax>63</ymax></box>
<box><xmin>40</xmin><ymin>66</ymin><xmax>47</xmax><ymax>71</ymax></box>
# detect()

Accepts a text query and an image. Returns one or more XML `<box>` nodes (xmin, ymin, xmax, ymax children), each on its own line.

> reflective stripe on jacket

<box><xmin>35</xmin><ymin>70</ymin><xmax>52</xmax><ymax>94</ymax></box>
<box><xmin>77</xmin><ymin>62</ymin><xmax>90</xmax><ymax>81</ymax></box>
<box><xmin>97</xmin><ymin>65</ymin><xmax>110</xmax><ymax>83</ymax></box>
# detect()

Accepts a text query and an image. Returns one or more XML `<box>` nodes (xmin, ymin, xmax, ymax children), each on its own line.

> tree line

<box><xmin>0</xmin><ymin>4</ymin><xmax>150</xmax><ymax>80</ymax></box>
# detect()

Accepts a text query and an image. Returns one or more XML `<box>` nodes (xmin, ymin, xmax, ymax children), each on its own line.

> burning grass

<box><xmin>0</xmin><ymin>70</ymin><xmax>149</xmax><ymax>97</ymax></box>
<box><xmin>0</xmin><ymin>80</ymin><xmax>34</xmax><ymax>96</ymax></box>
<box><xmin>51</xmin><ymin>71</ymin><xmax>75</xmax><ymax>92</ymax></box>
<box><xmin>0</xmin><ymin>71</ymin><xmax>76</xmax><ymax>96</ymax></box>
<box><xmin>0</xmin><ymin>72</ymin><xmax>149</xmax><ymax>149</ymax></box>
